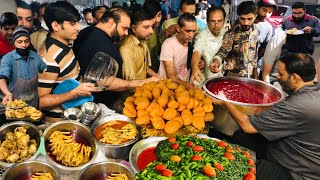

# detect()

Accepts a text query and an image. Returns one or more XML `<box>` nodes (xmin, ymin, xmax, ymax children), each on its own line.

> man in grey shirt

<box><xmin>210</xmin><ymin>53</ymin><xmax>320</xmax><ymax>180</ymax></box>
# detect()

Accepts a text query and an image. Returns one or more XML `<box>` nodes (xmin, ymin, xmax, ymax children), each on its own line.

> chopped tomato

<box><xmin>192</xmin><ymin>145</ymin><xmax>204</xmax><ymax>152</ymax></box>
<box><xmin>217</xmin><ymin>141</ymin><xmax>228</xmax><ymax>147</ymax></box>
<box><xmin>161</xmin><ymin>169</ymin><xmax>173</xmax><ymax>177</ymax></box>
<box><xmin>243</xmin><ymin>151</ymin><xmax>250</xmax><ymax>159</ymax></box>
<box><xmin>226</xmin><ymin>147</ymin><xmax>234</xmax><ymax>153</ymax></box>
<box><xmin>172</xmin><ymin>143</ymin><xmax>179</xmax><ymax>150</ymax></box>
<box><xmin>249</xmin><ymin>167</ymin><xmax>256</xmax><ymax>174</ymax></box>
<box><xmin>191</xmin><ymin>155</ymin><xmax>203</xmax><ymax>161</ymax></box>
<box><xmin>155</xmin><ymin>164</ymin><xmax>166</xmax><ymax>172</ymax></box>
<box><xmin>202</xmin><ymin>165</ymin><xmax>216</xmax><ymax>177</ymax></box>
<box><xmin>168</xmin><ymin>137</ymin><xmax>176</xmax><ymax>143</ymax></box>
<box><xmin>214</xmin><ymin>163</ymin><xmax>224</xmax><ymax>171</ymax></box>
<box><xmin>248</xmin><ymin>159</ymin><xmax>255</xmax><ymax>166</ymax></box>
<box><xmin>243</xmin><ymin>172</ymin><xmax>256</xmax><ymax>180</ymax></box>
<box><xmin>186</xmin><ymin>141</ymin><xmax>193</xmax><ymax>147</ymax></box>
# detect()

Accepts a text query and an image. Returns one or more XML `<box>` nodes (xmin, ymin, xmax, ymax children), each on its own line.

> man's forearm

<box><xmin>0</xmin><ymin>79</ymin><xmax>10</xmax><ymax>96</ymax></box>
<box><xmin>223</xmin><ymin>102</ymin><xmax>257</xmax><ymax>134</ymax></box>
<box><xmin>39</xmin><ymin>90</ymin><xmax>78</xmax><ymax>110</ymax></box>
<box><xmin>191</xmin><ymin>51</ymin><xmax>201</xmax><ymax>71</ymax></box>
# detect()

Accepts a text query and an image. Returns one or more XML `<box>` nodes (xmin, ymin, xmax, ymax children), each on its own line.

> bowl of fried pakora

<box><xmin>2</xmin><ymin>160</ymin><xmax>60</xmax><ymax>180</ymax></box>
<box><xmin>42</xmin><ymin>121</ymin><xmax>98</xmax><ymax>175</ymax></box>
<box><xmin>92</xmin><ymin>114</ymin><xmax>141</xmax><ymax>160</ymax></box>
<box><xmin>77</xmin><ymin>161</ymin><xmax>133</xmax><ymax>180</ymax></box>
<box><xmin>0</xmin><ymin>121</ymin><xmax>41</xmax><ymax>168</ymax></box>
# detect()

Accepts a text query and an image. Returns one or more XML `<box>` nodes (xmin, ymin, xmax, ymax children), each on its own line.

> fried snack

<box><xmin>125</xmin><ymin>96</ymin><xmax>135</xmax><ymax>102</ymax></box>
<box><xmin>177</xmin><ymin>94</ymin><xmax>191</xmax><ymax>105</ymax></box>
<box><xmin>167</xmin><ymin>100</ymin><xmax>179</xmax><ymax>109</ymax></box>
<box><xmin>137</xmin><ymin>109</ymin><xmax>149</xmax><ymax>117</ymax></box>
<box><xmin>142</xmin><ymin>88</ymin><xmax>153</xmax><ymax>99</ymax></box>
<box><xmin>5</xmin><ymin>109</ymin><xmax>15</xmax><ymax>118</ymax></box>
<box><xmin>152</xmin><ymin>86</ymin><xmax>161</xmax><ymax>98</ymax></box>
<box><xmin>123</xmin><ymin>107</ymin><xmax>137</xmax><ymax>118</ymax></box>
<box><xmin>162</xmin><ymin>87</ymin><xmax>173</xmax><ymax>96</ymax></box>
<box><xmin>287</xmin><ymin>28</ymin><xmax>297</xmax><ymax>34</ymax></box>
<box><xmin>30</xmin><ymin>110</ymin><xmax>42</xmax><ymax>120</ymax></box>
<box><xmin>166</xmin><ymin>82</ymin><xmax>178</xmax><ymax>90</ymax></box>
<box><xmin>175</xmin><ymin>84</ymin><xmax>185</xmax><ymax>93</ymax></box>
<box><xmin>144</xmin><ymin>81</ymin><xmax>157</xmax><ymax>91</ymax></box>
<box><xmin>24</xmin><ymin>106</ymin><xmax>37</xmax><ymax>116</ymax></box>
<box><xmin>150</xmin><ymin>106</ymin><xmax>164</xmax><ymax>117</ymax></box>
<box><xmin>49</xmin><ymin>131</ymin><xmax>91</xmax><ymax>167</ymax></box>
<box><xmin>134</xmin><ymin>96</ymin><xmax>150</xmax><ymax>110</ymax></box>
<box><xmin>187</xmin><ymin>98</ymin><xmax>195</xmax><ymax>109</ymax></box>
<box><xmin>172</xmin><ymin>117</ymin><xmax>183</xmax><ymax>125</ymax></box>
<box><xmin>31</xmin><ymin>172</ymin><xmax>54</xmax><ymax>180</ymax></box>
<box><xmin>15</xmin><ymin>109</ymin><xmax>27</xmax><ymax>118</ymax></box>
<box><xmin>177</xmin><ymin>104</ymin><xmax>187</xmax><ymax>112</ymax></box>
<box><xmin>134</xmin><ymin>87</ymin><xmax>144</xmax><ymax>97</ymax></box>
<box><xmin>146</xmin><ymin>102</ymin><xmax>159</xmax><ymax>111</ymax></box>
<box><xmin>142</xmin><ymin>128</ymin><xmax>161</xmax><ymax>138</ymax></box>
<box><xmin>0</xmin><ymin>127</ymin><xmax>37</xmax><ymax>163</ymax></box>
<box><xmin>202</xmin><ymin>97</ymin><xmax>212</xmax><ymax>105</ymax></box>
<box><xmin>162</xmin><ymin>108</ymin><xmax>178</xmax><ymax>120</ymax></box>
<box><xmin>136</xmin><ymin>115</ymin><xmax>151</xmax><ymax>125</ymax></box>
<box><xmin>157</xmin><ymin>94</ymin><xmax>169</xmax><ymax>108</ymax></box>
<box><xmin>194</xmin><ymin>92</ymin><xmax>205</xmax><ymax>101</ymax></box>
<box><xmin>204</xmin><ymin>112</ymin><xmax>215</xmax><ymax>122</ymax></box>
<box><xmin>106</xmin><ymin>173</ymin><xmax>129</xmax><ymax>180</ymax></box>
<box><xmin>192</xmin><ymin>116</ymin><xmax>205</xmax><ymax>130</ymax></box>
<box><xmin>99</xmin><ymin>121</ymin><xmax>138</xmax><ymax>144</ymax></box>
<box><xmin>181</xmin><ymin>109</ymin><xmax>193</xmax><ymax>126</ymax></box>
<box><xmin>151</xmin><ymin>116</ymin><xmax>165</xmax><ymax>129</ymax></box>
<box><xmin>6</xmin><ymin>99</ymin><xmax>26</xmax><ymax>109</ymax></box>
<box><xmin>203</xmin><ymin>104</ymin><xmax>213</xmax><ymax>112</ymax></box>
<box><xmin>164</xmin><ymin>120</ymin><xmax>182</xmax><ymax>134</ymax></box>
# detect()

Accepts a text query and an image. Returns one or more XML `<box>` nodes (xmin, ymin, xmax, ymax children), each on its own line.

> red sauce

<box><xmin>207</xmin><ymin>80</ymin><xmax>278</xmax><ymax>104</ymax></box>
<box><xmin>137</xmin><ymin>147</ymin><xmax>157</xmax><ymax>171</ymax></box>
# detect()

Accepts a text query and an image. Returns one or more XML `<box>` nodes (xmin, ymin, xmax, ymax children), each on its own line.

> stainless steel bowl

<box><xmin>129</xmin><ymin>136</ymin><xmax>167</xmax><ymax>173</ymax></box>
<box><xmin>81</xmin><ymin>102</ymin><xmax>101</xmax><ymax>126</ymax></box>
<box><xmin>0</xmin><ymin>121</ymin><xmax>41</xmax><ymax>168</ymax></box>
<box><xmin>92</xmin><ymin>114</ymin><xmax>141</xmax><ymax>160</ymax></box>
<box><xmin>2</xmin><ymin>160</ymin><xmax>60</xmax><ymax>180</ymax></box>
<box><xmin>42</xmin><ymin>121</ymin><xmax>98</xmax><ymax>175</ymax></box>
<box><xmin>203</xmin><ymin>77</ymin><xmax>286</xmax><ymax>115</ymax></box>
<box><xmin>64</xmin><ymin>107</ymin><xmax>83</xmax><ymax>121</ymax></box>
<box><xmin>76</xmin><ymin>161</ymin><xmax>133</xmax><ymax>180</ymax></box>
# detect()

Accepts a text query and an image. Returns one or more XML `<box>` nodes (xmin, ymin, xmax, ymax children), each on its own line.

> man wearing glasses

<box><xmin>191</xmin><ymin>6</ymin><xmax>226</xmax><ymax>85</ymax></box>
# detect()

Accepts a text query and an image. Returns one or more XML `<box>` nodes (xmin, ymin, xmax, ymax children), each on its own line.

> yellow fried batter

<box><xmin>151</xmin><ymin>116</ymin><xmax>165</xmax><ymax>129</ymax></box>
<box><xmin>167</xmin><ymin>100</ymin><xmax>179</xmax><ymax>109</ymax></box>
<box><xmin>164</xmin><ymin>120</ymin><xmax>182</xmax><ymax>134</ymax></box>
<box><xmin>162</xmin><ymin>108</ymin><xmax>178</xmax><ymax>120</ymax></box>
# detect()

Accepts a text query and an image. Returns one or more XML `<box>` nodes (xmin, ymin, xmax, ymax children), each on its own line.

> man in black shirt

<box><xmin>77</xmin><ymin>8</ymin><xmax>158</xmax><ymax>108</ymax></box>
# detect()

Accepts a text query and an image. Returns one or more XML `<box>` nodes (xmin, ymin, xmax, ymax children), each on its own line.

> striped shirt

<box><xmin>38</xmin><ymin>36</ymin><xmax>81</xmax><ymax>119</ymax></box>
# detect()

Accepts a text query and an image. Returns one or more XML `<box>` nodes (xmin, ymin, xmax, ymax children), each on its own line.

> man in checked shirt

<box><xmin>209</xmin><ymin>1</ymin><xmax>260</xmax><ymax>79</ymax></box>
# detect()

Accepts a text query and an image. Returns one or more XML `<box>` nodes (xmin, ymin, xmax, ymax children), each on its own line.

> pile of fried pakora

<box><xmin>0</xmin><ymin>127</ymin><xmax>38</xmax><ymax>163</ymax></box>
<box><xmin>123</xmin><ymin>79</ymin><xmax>214</xmax><ymax>135</ymax></box>
<box><xmin>5</xmin><ymin>99</ymin><xmax>42</xmax><ymax>120</ymax></box>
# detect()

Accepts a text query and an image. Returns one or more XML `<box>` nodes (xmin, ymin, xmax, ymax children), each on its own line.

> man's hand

<box><xmin>198</xmin><ymin>59</ymin><xmax>205</xmax><ymax>70</ymax></box>
<box><xmin>302</xmin><ymin>26</ymin><xmax>312</xmax><ymax>34</ymax></box>
<box><xmin>209</xmin><ymin>58</ymin><xmax>221</xmax><ymax>73</ymax></box>
<box><xmin>2</xmin><ymin>93</ymin><xmax>12</xmax><ymax>105</ymax></box>
<box><xmin>191</xmin><ymin>67</ymin><xmax>204</xmax><ymax>86</ymax></box>
<box><xmin>72</xmin><ymin>83</ymin><xmax>101</xmax><ymax>97</ymax></box>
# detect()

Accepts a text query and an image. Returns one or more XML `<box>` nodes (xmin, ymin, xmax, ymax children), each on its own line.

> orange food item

<box><xmin>177</xmin><ymin>94</ymin><xmax>191</xmax><ymax>105</ymax></box>
<box><xmin>125</xmin><ymin>96</ymin><xmax>135</xmax><ymax>102</ymax></box>
<box><xmin>123</xmin><ymin>106</ymin><xmax>137</xmax><ymax>118</ymax></box>
<box><xmin>202</xmin><ymin>97</ymin><xmax>212</xmax><ymax>105</ymax></box>
<box><xmin>134</xmin><ymin>96</ymin><xmax>150</xmax><ymax>110</ymax></box>
<box><xmin>158</xmin><ymin>94</ymin><xmax>169</xmax><ymax>108</ymax></box>
<box><xmin>192</xmin><ymin>116</ymin><xmax>205</xmax><ymax>130</ymax></box>
<box><xmin>151</xmin><ymin>116</ymin><xmax>165</xmax><ymax>129</ymax></box>
<box><xmin>162</xmin><ymin>108</ymin><xmax>178</xmax><ymax>120</ymax></box>
<box><xmin>172</xmin><ymin>117</ymin><xmax>183</xmax><ymax>125</ymax></box>
<box><xmin>136</xmin><ymin>114</ymin><xmax>150</xmax><ymax>125</ymax></box>
<box><xmin>137</xmin><ymin>109</ymin><xmax>149</xmax><ymax>117</ymax></box>
<box><xmin>181</xmin><ymin>109</ymin><xmax>193</xmax><ymax>125</ymax></box>
<box><xmin>142</xmin><ymin>88</ymin><xmax>153</xmax><ymax>99</ymax></box>
<box><xmin>177</xmin><ymin>104</ymin><xmax>187</xmax><ymax>112</ymax></box>
<box><xmin>150</xmin><ymin>106</ymin><xmax>164</xmax><ymax>117</ymax></box>
<box><xmin>152</xmin><ymin>86</ymin><xmax>161</xmax><ymax>98</ymax></box>
<box><xmin>203</xmin><ymin>104</ymin><xmax>213</xmax><ymax>112</ymax></box>
<box><xmin>168</xmin><ymin>100</ymin><xmax>180</xmax><ymax>109</ymax></box>
<box><xmin>204</xmin><ymin>112</ymin><xmax>214</xmax><ymax>122</ymax></box>
<box><xmin>187</xmin><ymin>98</ymin><xmax>195</xmax><ymax>109</ymax></box>
<box><xmin>167</xmin><ymin>82</ymin><xmax>178</xmax><ymax>90</ymax></box>
<box><xmin>164</xmin><ymin>120</ymin><xmax>182</xmax><ymax>134</ymax></box>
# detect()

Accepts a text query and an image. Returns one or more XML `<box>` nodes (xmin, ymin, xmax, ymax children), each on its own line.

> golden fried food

<box><xmin>125</xmin><ymin>96</ymin><xmax>135</xmax><ymax>102</ymax></box>
<box><xmin>137</xmin><ymin>109</ymin><xmax>149</xmax><ymax>117</ymax></box>
<box><xmin>150</xmin><ymin>106</ymin><xmax>164</xmax><ymax>117</ymax></box>
<box><xmin>175</xmin><ymin>84</ymin><xmax>185</xmax><ymax>93</ymax></box>
<box><xmin>124</xmin><ymin>101</ymin><xmax>135</xmax><ymax>110</ymax></box>
<box><xmin>203</xmin><ymin>104</ymin><xmax>213</xmax><ymax>112</ymax></box>
<box><xmin>157</xmin><ymin>94</ymin><xmax>169</xmax><ymax>108</ymax></box>
<box><xmin>49</xmin><ymin>131</ymin><xmax>91</xmax><ymax>167</ymax></box>
<box><xmin>123</xmin><ymin>107</ymin><xmax>137</xmax><ymax>118</ymax></box>
<box><xmin>5</xmin><ymin>109</ymin><xmax>15</xmax><ymax>118</ymax></box>
<box><xmin>106</xmin><ymin>173</ymin><xmax>129</xmax><ymax>180</ymax></box>
<box><xmin>177</xmin><ymin>94</ymin><xmax>191</xmax><ymax>105</ymax></box>
<box><xmin>193</xmin><ymin>99</ymin><xmax>200</xmax><ymax>108</ymax></box>
<box><xmin>151</xmin><ymin>116</ymin><xmax>165</xmax><ymax>129</ymax></box>
<box><xmin>142</xmin><ymin>88</ymin><xmax>153</xmax><ymax>99</ymax></box>
<box><xmin>195</xmin><ymin>92</ymin><xmax>205</xmax><ymax>101</ymax></box>
<box><xmin>31</xmin><ymin>172</ymin><xmax>54</xmax><ymax>180</ymax></box>
<box><xmin>30</xmin><ymin>110</ymin><xmax>42</xmax><ymax>120</ymax></box>
<box><xmin>146</xmin><ymin>102</ymin><xmax>159</xmax><ymax>111</ymax></box>
<box><xmin>177</xmin><ymin>104</ymin><xmax>187</xmax><ymax>112</ymax></box>
<box><xmin>134</xmin><ymin>87</ymin><xmax>144</xmax><ymax>97</ymax></box>
<box><xmin>162</xmin><ymin>108</ymin><xmax>178</xmax><ymax>120</ymax></box>
<box><xmin>286</xmin><ymin>28</ymin><xmax>297</xmax><ymax>34</ymax></box>
<box><xmin>188</xmin><ymin>89</ymin><xmax>195</xmax><ymax>96</ymax></box>
<box><xmin>181</xmin><ymin>109</ymin><xmax>193</xmax><ymax>126</ymax></box>
<box><xmin>187</xmin><ymin>98</ymin><xmax>195</xmax><ymax>109</ymax></box>
<box><xmin>144</xmin><ymin>81</ymin><xmax>157</xmax><ymax>91</ymax></box>
<box><xmin>6</xmin><ymin>99</ymin><xmax>26</xmax><ymax>108</ymax></box>
<box><xmin>136</xmin><ymin>115</ymin><xmax>151</xmax><ymax>125</ymax></box>
<box><xmin>204</xmin><ymin>112</ymin><xmax>215</xmax><ymax>122</ymax></box>
<box><xmin>15</xmin><ymin>109</ymin><xmax>26</xmax><ymax>118</ymax></box>
<box><xmin>167</xmin><ymin>82</ymin><xmax>178</xmax><ymax>90</ymax></box>
<box><xmin>192</xmin><ymin>116</ymin><xmax>205</xmax><ymax>130</ymax></box>
<box><xmin>134</xmin><ymin>96</ymin><xmax>150</xmax><ymax>110</ymax></box>
<box><xmin>152</xmin><ymin>86</ymin><xmax>161</xmax><ymax>98</ymax></box>
<box><xmin>0</xmin><ymin>127</ymin><xmax>37</xmax><ymax>163</ymax></box>
<box><xmin>193</xmin><ymin>107</ymin><xmax>205</xmax><ymax>113</ymax></box>
<box><xmin>172</xmin><ymin>117</ymin><xmax>183</xmax><ymax>125</ymax></box>
<box><xmin>202</xmin><ymin>97</ymin><xmax>212</xmax><ymax>105</ymax></box>
<box><xmin>98</xmin><ymin>120</ymin><xmax>138</xmax><ymax>144</ymax></box>
<box><xmin>167</xmin><ymin>100</ymin><xmax>179</xmax><ymax>109</ymax></box>
<box><xmin>164</xmin><ymin>120</ymin><xmax>182</xmax><ymax>134</ymax></box>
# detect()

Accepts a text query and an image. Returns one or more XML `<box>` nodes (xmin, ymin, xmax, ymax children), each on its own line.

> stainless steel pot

<box><xmin>203</xmin><ymin>77</ymin><xmax>286</xmax><ymax>136</ymax></box>
<box><xmin>129</xmin><ymin>136</ymin><xmax>167</xmax><ymax>173</ymax></box>
<box><xmin>0</xmin><ymin>121</ymin><xmax>41</xmax><ymax>168</ymax></box>
<box><xmin>2</xmin><ymin>160</ymin><xmax>60</xmax><ymax>180</ymax></box>
<box><xmin>42</xmin><ymin>120</ymin><xmax>98</xmax><ymax>175</ymax></box>
<box><xmin>92</xmin><ymin>114</ymin><xmax>141</xmax><ymax>160</ymax></box>
<box><xmin>76</xmin><ymin>161</ymin><xmax>133</xmax><ymax>180</ymax></box>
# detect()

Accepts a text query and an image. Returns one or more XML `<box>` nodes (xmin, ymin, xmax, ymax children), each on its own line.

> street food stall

<box><xmin>0</xmin><ymin>76</ymin><xmax>286</xmax><ymax>179</ymax></box>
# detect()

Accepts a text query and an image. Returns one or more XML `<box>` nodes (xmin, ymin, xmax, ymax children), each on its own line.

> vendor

<box><xmin>209</xmin><ymin>53</ymin><xmax>320</xmax><ymax>180</ymax></box>
<box><xmin>0</xmin><ymin>26</ymin><xmax>47</xmax><ymax>108</ymax></box>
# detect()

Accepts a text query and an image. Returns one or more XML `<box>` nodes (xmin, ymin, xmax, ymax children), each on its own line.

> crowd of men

<box><xmin>0</xmin><ymin>0</ymin><xmax>320</xmax><ymax>179</ymax></box>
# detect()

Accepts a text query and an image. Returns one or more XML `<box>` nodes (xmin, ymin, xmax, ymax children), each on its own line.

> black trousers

<box><xmin>231</xmin><ymin>130</ymin><xmax>293</xmax><ymax>180</ymax></box>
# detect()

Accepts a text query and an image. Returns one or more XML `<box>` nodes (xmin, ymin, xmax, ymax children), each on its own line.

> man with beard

<box><xmin>77</xmin><ymin>8</ymin><xmax>159</xmax><ymax>108</ymax></box>
<box><xmin>158</xmin><ymin>13</ymin><xmax>197</xmax><ymax>89</ymax></box>
<box><xmin>209</xmin><ymin>53</ymin><xmax>320</xmax><ymax>180</ymax></box>
<box><xmin>119</xmin><ymin>8</ymin><xmax>158</xmax><ymax>80</ymax></box>
<box><xmin>0</xmin><ymin>12</ymin><xmax>18</xmax><ymax>59</ymax></box>
<box><xmin>209</xmin><ymin>1</ymin><xmax>259</xmax><ymax>79</ymax></box>
<box><xmin>144</xmin><ymin>0</ymin><xmax>162</xmax><ymax>72</ymax></box>
<box><xmin>281</xmin><ymin>1</ymin><xmax>320</xmax><ymax>55</ymax></box>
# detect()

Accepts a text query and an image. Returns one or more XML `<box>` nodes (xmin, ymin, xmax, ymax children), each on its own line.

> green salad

<box><xmin>135</xmin><ymin>135</ymin><xmax>256</xmax><ymax>180</ymax></box>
